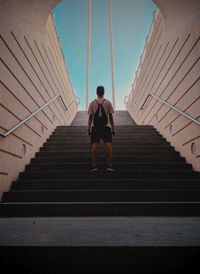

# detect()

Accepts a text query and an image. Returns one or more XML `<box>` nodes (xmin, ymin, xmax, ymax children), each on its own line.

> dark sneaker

<box><xmin>91</xmin><ymin>166</ymin><xmax>99</xmax><ymax>171</ymax></box>
<box><xmin>107</xmin><ymin>167</ymin><xmax>114</xmax><ymax>171</ymax></box>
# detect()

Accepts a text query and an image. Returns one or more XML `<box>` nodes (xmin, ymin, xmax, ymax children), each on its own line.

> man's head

<box><xmin>96</xmin><ymin>86</ymin><xmax>105</xmax><ymax>97</ymax></box>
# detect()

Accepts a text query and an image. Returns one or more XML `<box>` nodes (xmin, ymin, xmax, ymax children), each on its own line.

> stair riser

<box><xmin>42</xmin><ymin>144</ymin><xmax>173</xmax><ymax>149</ymax></box>
<box><xmin>12</xmin><ymin>180</ymin><xmax>200</xmax><ymax>190</ymax></box>
<box><xmin>53</xmin><ymin>127</ymin><xmax>157</xmax><ymax>131</ymax></box>
<box><xmin>26</xmin><ymin>163</ymin><xmax>191</xmax><ymax>171</ymax></box>
<box><xmin>51</xmin><ymin>132</ymin><xmax>160</xmax><ymax>137</ymax></box>
<box><xmin>31</xmin><ymin>156</ymin><xmax>186</xmax><ymax>163</ymax></box>
<box><xmin>19</xmin><ymin>171</ymin><xmax>199</xmax><ymax>180</ymax></box>
<box><xmin>36</xmin><ymin>151</ymin><xmax>179</xmax><ymax>157</ymax></box>
<box><xmin>48</xmin><ymin>137</ymin><xmax>165</xmax><ymax>142</ymax></box>
<box><xmin>56</xmin><ymin>126</ymin><xmax>154</xmax><ymax>130</ymax></box>
<box><xmin>45</xmin><ymin>140</ymin><xmax>170</xmax><ymax>145</ymax></box>
<box><xmin>40</xmin><ymin>146</ymin><xmax>174</xmax><ymax>152</ymax></box>
<box><xmin>0</xmin><ymin>203</ymin><xmax>199</xmax><ymax>217</ymax></box>
<box><xmin>3</xmin><ymin>190</ymin><xmax>200</xmax><ymax>202</ymax></box>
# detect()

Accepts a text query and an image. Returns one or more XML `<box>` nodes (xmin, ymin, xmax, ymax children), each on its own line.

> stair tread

<box><xmin>2</xmin><ymin>201</ymin><xmax>200</xmax><ymax>204</ymax></box>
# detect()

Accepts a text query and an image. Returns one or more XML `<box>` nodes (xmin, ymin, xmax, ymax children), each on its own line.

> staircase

<box><xmin>0</xmin><ymin>111</ymin><xmax>200</xmax><ymax>271</ymax></box>
<box><xmin>1</xmin><ymin>111</ymin><xmax>200</xmax><ymax>216</ymax></box>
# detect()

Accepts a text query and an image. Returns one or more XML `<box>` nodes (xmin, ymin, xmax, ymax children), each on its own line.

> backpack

<box><xmin>93</xmin><ymin>99</ymin><xmax>108</xmax><ymax>128</ymax></box>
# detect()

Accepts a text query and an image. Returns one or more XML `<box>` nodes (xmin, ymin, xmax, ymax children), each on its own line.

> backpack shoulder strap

<box><xmin>96</xmin><ymin>99</ymin><xmax>106</xmax><ymax>105</ymax></box>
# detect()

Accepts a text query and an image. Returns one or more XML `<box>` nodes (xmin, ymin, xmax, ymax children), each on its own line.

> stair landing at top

<box><xmin>70</xmin><ymin>111</ymin><xmax>136</xmax><ymax>126</ymax></box>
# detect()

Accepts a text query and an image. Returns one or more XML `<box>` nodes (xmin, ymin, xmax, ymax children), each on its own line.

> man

<box><xmin>87</xmin><ymin>86</ymin><xmax>115</xmax><ymax>171</ymax></box>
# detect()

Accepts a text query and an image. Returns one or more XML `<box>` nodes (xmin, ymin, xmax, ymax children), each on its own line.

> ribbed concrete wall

<box><xmin>126</xmin><ymin>0</ymin><xmax>200</xmax><ymax>172</ymax></box>
<box><xmin>0</xmin><ymin>0</ymin><xmax>78</xmax><ymax>198</ymax></box>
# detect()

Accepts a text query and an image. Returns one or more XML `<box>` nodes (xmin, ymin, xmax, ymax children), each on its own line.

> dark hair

<box><xmin>96</xmin><ymin>86</ymin><xmax>105</xmax><ymax>96</ymax></box>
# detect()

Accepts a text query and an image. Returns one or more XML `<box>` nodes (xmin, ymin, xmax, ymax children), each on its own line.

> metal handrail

<box><xmin>0</xmin><ymin>94</ymin><xmax>78</xmax><ymax>137</ymax></box>
<box><xmin>124</xmin><ymin>95</ymin><xmax>141</xmax><ymax>110</ymax></box>
<box><xmin>75</xmin><ymin>95</ymin><xmax>80</xmax><ymax>106</ymax></box>
<box><xmin>67</xmin><ymin>95</ymin><xmax>80</xmax><ymax>109</ymax></box>
<box><xmin>125</xmin><ymin>91</ymin><xmax>200</xmax><ymax>126</ymax></box>
<box><xmin>124</xmin><ymin>92</ymin><xmax>150</xmax><ymax>110</ymax></box>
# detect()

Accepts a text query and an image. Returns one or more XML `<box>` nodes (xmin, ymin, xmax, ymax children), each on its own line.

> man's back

<box><xmin>88</xmin><ymin>98</ymin><xmax>114</xmax><ymax>128</ymax></box>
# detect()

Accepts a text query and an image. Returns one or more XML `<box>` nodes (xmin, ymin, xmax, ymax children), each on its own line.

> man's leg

<box><xmin>104</xmin><ymin>142</ymin><xmax>112</xmax><ymax>168</ymax></box>
<box><xmin>92</xmin><ymin>143</ymin><xmax>99</xmax><ymax>168</ymax></box>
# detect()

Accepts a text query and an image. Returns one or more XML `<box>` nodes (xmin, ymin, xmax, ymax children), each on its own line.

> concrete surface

<box><xmin>0</xmin><ymin>216</ymin><xmax>200</xmax><ymax>246</ymax></box>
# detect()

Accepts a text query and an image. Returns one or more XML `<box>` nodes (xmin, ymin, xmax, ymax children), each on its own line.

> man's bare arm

<box><xmin>109</xmin><ymin>113</ymin><xmax>115</xmax><ymax>134</ymax></box>
<box><xmin>87</xmin><ymin>114</ymin><xmax>93</xmax><ymax>134</ymax></box>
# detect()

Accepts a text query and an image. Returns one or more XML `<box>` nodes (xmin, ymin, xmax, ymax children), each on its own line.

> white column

<box><xmin>109</xmin><ymin>0</ymin><xmax>116</xmax><ymax>109</ymax></box>
<box><xmin>86</xmin><ymin>0</ymin><xmax>92</xmax><ymax>110</ymax></box>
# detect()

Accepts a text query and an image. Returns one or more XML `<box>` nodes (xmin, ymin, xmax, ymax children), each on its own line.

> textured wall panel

<box><xmin>126</xmin><ymin>1</ymin><xmax>200</xmax><ymax>171</ymax></box>
<box><xmin>0</xmin><ymin>0</ymin><xmax>78</xmax><ymax>197</ymax></box>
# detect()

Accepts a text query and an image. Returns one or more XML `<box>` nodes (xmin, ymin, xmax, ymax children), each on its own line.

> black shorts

<box><xmin>91</xmin><ymin>126</ymin><xmax>112</xmax><ymax>144</ymax></box>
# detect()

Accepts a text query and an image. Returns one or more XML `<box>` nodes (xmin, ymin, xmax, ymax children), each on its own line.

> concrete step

<box><xmin>25</xmin><ymin>162</ymin><xmax>192</xmax><ymax>171</ymax></box>
<box><xmin>35</xmin><ymin>151</ymin><xmax>180</xmax><ymax>158</ymax></box>
<box><xmin>0</xmin><ymin>202</ymin><xmax>200</xmax><ymax>217</ymax></box>
<box><xmin>50</xmin><ymin>133</ymin><xmax>162</xmax><ymax>138</ymax></box>
<box><xmin>3</xmin><ymin>190</ymin><xmax>200</xmax><ymax>203</ymax></box>
<box><xmin>40</xmin><ymin>148</ymin><xmax>176</xmax><ymax>154</ymax></box>
<box><xmin>47</xmin><ymin>139</ymin><xmax>169</xmax><ymax>147</ymax></box>
<box><xmin>45</xmin><ymin>140</ymin><xmax>170</xmax><ymax>145</ymax></box>
<box><xmin>52</xmin><ymin>138</ymin><xmax>161</xmax><ymax>145</ymax></box>
<box><xmin>0</xmin><ymin>245</ymin><xmax>199</xmax><ymax>272</ymax></box>
<box><xmin>40</xmin><ymin>145</ymin><xmax>176</xmax><ymax>152</ymax></box>
<box><xmin>11</xmin><ymin>178</ymin><xmax>200</xmax><ymax>190</ymax></box>
<box><xmin>48</xmin><ymin>134</ymin><xmax>166</xmax><ymax>138</ymax></box>
<box><xmin>57</xmin><ymin>125</ymin><xmax>154</xmax><ymax>130</ymax></box>
<box><xmin>51</xmin><ymin>130</ymin><xmax>160</xmax><ymax>136</ymax></box>
<box><xmin>31</xmin><ymin>155</ymin><xmax>186</xmax><ymax>163</ymax></box>
<box><xmin>54</xmin><ymin>125</ymin><xmax>157</xmax><ymax>130</ymax></box>
<box><xmin>19</xmin><ymin>170</ymin><xmax>200</xmax><ymax>180</ymax></box>
<box><xmin>42</xmin><ymin>143</ymin><xmax>173</xmax><ymax>150</ymax></box>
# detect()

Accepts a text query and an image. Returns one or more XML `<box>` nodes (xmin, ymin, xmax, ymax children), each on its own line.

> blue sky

<box><xmin>53</xmin><ymin>0</ymin><xmax>156</xmax><ymax>110</ymax></box>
